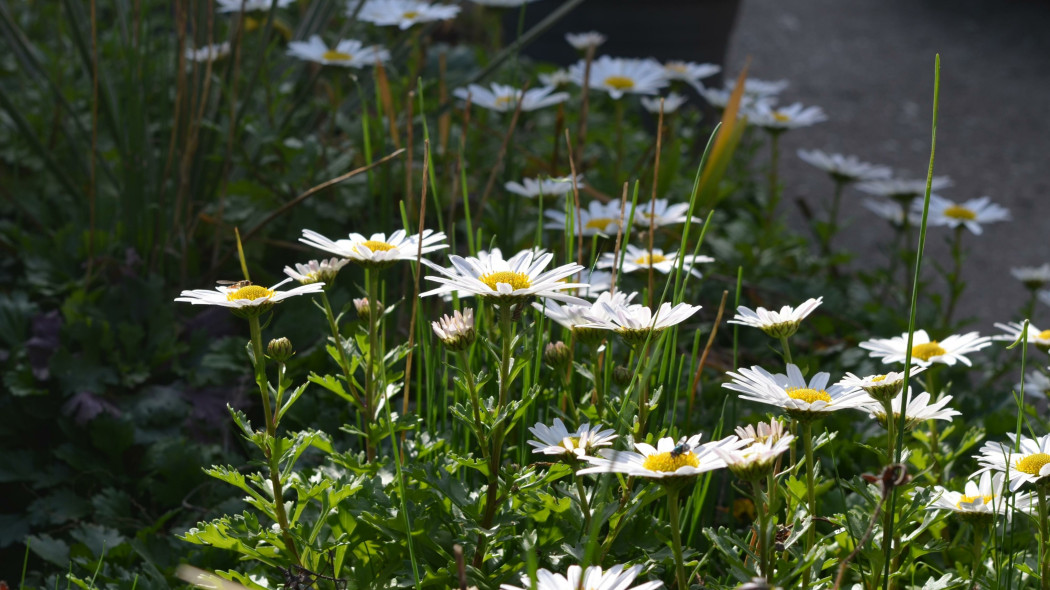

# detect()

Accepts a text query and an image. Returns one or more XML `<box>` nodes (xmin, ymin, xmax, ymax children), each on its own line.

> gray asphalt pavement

<box><xmin>725</xmin><ymin>0</ymin><xmax>1050</xmax><ymax>329</ymax></box>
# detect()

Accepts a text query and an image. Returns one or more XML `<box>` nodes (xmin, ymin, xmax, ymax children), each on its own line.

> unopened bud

<box><xmin>612</xmin><ymin>365</ymin><xmax>633</xmax><ymax>387</ymax></box>
<box><xmin>353</xmin><ymin>298</ymin><xmax>384</xmax><ymax>319</ymax></box>
<box><xmin>267</xmin><ymin>337</ymin><xmax>294</xmax><ymax>362</ymax></box>
<box><xmin>544</xmin><ymin>341</ymin><xmax>571</xmax><ymax>370</ymax></box>
<box><xmin>432</xmin><ymin>309</ymin><xmax>476</xmax><ymax>351</ymax></box>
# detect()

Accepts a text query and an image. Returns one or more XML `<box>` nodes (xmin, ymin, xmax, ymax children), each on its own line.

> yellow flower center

<box><xmin>642</xmin><ymin>451</ymin><xmax>699</xmax><ymax>473</ymax></box>
<box><xmin>633</xmin><ymin>253</ymin><xmax>668</xmax><ymax>265</ymax></box>
<box><xmin>604</xmin><ymin>76</ymin><xmax>635</xmax><ymax>90</ymax></box>
<box><xmin>785</xmin><ymin>387</ymin><xmax>832</xmax><ymax>404</ymax></box>
<box><xmin>772</xmin><ymin>111</ymin><xmax>791</xmax><ymax>122</ymax></box>
<box><xmin>1016</xmin><ymin>453</ymin><xmax>1050</xmax><ymax>475</ymax></box>
<box><xmin>494</xmin><ymin>95</ymin><xmax>515</xmax><ymax>108</ymax></box>
<box><xmin>478</xmin><ymin>271</ymin><xmax>532</xmax><ymax>291</ymax></box>
<box><xmin>584</xmin><ymin>217</ymin><xmax>617</xmax><ymax>231</ymax></box>
<box><xmin>562</xmin><ymin>436</ymin><xmax>581</xmax><ymax>448</ymax></box>
<box><xmin>1038</xmin><ymin>330</ymin><xmax>1050</xmax><ymax>341</ymax></box>
<box><xmin>226</xmin><ymin>285</ymin><xmax>274</xmax><ymax>301</ymax></box>
<box><xmin>666</xmin><ymin>64</ymin><xmax>687</xmax><ymax>74</ymax></box>
<box><xmin>943</xmin><ymin>205</ymin><xmax>976</xmax><ymax>220</ymax></box>
<box><xmin>361</xmin><ymin>240</ymin><xmax>396</xmax><ymax>252</ymax></box>
<box><xmin>322</xmin><ymin>50</ymin><xmax>353</xmax><ymax>62</ymax></box>
<box><xmin>956</xmin><ymin>494</ymin><xmax>994</xmax><ymax>509</ymax></box>
<box><xmin>911</xmin><ymin>341</ymin><xmax>947</xmax><ymax>361</ymax></box>
<box><xmin>402</xmin><ymin>10</ymin><xmax>419</xmax><ymax>19</ymax></box>
<box><xmin>871</xmin><ymin>375</ymin><xmax>888</xmax><ymax>382</ymax></box>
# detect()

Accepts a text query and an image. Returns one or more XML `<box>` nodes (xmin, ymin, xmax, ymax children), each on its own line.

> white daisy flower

<box><xmin>919</xmin><ymin>194</ymin><xmax>1010</xmax><ymax>235</ymax></box>
<box><xmin>505</xmin><ymin>175</ymin><xmax>582</xmax><ymax>198</ymax></box>
<box><xmin>640</xmin><ymin>92</ymin><xmax>688</xmax><ymax>114</ymax></box>
<box><xmin>597</xmin><ymin>244</ymin><xmax>713</xmax><ymax>280</ymax></box>
<box><xmin>452</xmin><ymin>83</ymin><xmax>568</xmax><ymax>113</ymax></box>
<box><xmin>1012</xmin><ymin>264</ymin><xmax>1050</xmax><ymax>290</ymax></box>
<box><xmin>734</xmin><ymin>419</ymin><xmax>791</xmax><ymax>445</ymax></box>
<box><xmin>1017</xmin><ymin>370</ymin><xmax>1050</xmax><ymax>400</ymax></box>
<box><xmin>283</xmin><ymin>257</ymin><xmax>350</xmax><ymax>285</ymax></box>
<box><xmin>432</xmin><ymin>308</ymin><xmax>476</xmax><ymax>351</ymax></box>
<box><xmin>731</xmin><ymin>77</ymin><xmax>789</xmax><ymax>97</ymax></box>
<box><xmin>713</xmin><ymin>430</ymin><xmax>794</xmax><ymax>481</ymax></box>
<box><xmin>185</xmin><ymin>42</ymin><xmax>231</xmax><ymax>63</ymax></box>
<box><xmin>796</xmin><ymin>149</ymin><xmax>892</xmax><ymax>183</ymax></box>
<box><xmin>501</xmin><ymin>564</ymin><xmax>662</xmax><ymax>590</ymax></box>
<box><xmin>568</xmin><ymin>56</ymin><xmax>669</xmax><ymax>100</ymax></box>
<box><xmin>863</xmin><ymin>199</ymin><xmax>921</xmax><ymax>227</ymax></box>
<box><xmin>992</xmin><ymin>321</ymin><xmax>1050</xmax><ymax>351</ymax></box>
<box><xmin>527</xmin><ymin>418</ymin><xmax>618</xmax><ymax>459</ymax></box>
<box><xmin>590</xmin><ymin>301</ymin><xmax>701</xmax><ymax>346</ymax></box>
<box><xmin>855</xmin><ymin>176</ymin><xmax>953</xmax><ymax>200</ymax></box>
<box><xmin>727</xmin><ymin>297</ymin><xmax>822</xmax><ymax>339</ymax></box>
<box><xmin>217</xmin><ymin>0</ymin><xmax>294</xmax><ymax>12</ymax></box>
<box><xmin>564</xmin><ymin>31</ymin><xmax>607</xmax><ymax>51</ymax></box>
<box><xmin>544</xmin><ymin>200</ymin><xmax>626</xmax><ymax>237</ymax></box>
<box><xmin>696</xmin><ymin>85</ymin><xmax>769</xmax><ymax>110</ymax></box>
<box><xmin>300</xmin><ymin>228</ymin><xmax>448</xmax><ymax>269</ymax></box>
<box><xmin>632</xmin><ymin>199</ymin><xmax>700</xmax><ymax>228</ymax></box>
<box><xmin>532</xmin><ymin>291</ymin><xmax>634</xmax><ymax>343</ymax></box>
<box><xmin>863</xmin><ymin>388</ymin><xmax>960</xmax><ymax>431</ymax></box>
<box><xmin>175</xmin><ymin>278</ymin><xmax>324</xmax><ymax>317</ymax></box>
<box><xmin>975</xmin><ymin>433</ymin><xmax>1050</xmax><ymax>492</ymax></box>
<box><xmin>421</xmin><ymin>249</ymin><xmax>587</xmax><ymax>305</ymax></box>
<box><xmin>662</xmin><ymin>61</ymin><xmax>720</xmax><ymax>88</ymax></box>
<box><xmin>577</xmin><ymin>433</ymin><xmax>746</xmax><ymax>480</ymax></box>
<box><xmin>722</xmin><ymin>364</ymin><xmax>870</xmax><ymax>420</ymax></box>
<box><xmin>928</xmin><ymin>472</ymin><xmax>1022</xmax><ymax>519</ymax></box>
<box><xmin>353</xmin><ymin>0</ymin><xmax>460</xmax><ymax>29</ymax></box>
<box><xmin>747</xmin><ymin>101</ymin><xmax>827</xmax><ymax>131</ymax></box>
<box><xmin>838</xmin><ymin>367</ymin><xmax>926</xmax><ymax>403</ymax></box>
<box><xmin>286</xmin><ymin>35</ymin><xmax>390</xmax><ymax>68</ymax></box>
<box><xmin>538</xmin><ymin>69</ymin><xmax>573</xmax><ymax>87</ymax></box>
<box><xmin>858</xmin><ymin>329</ymin><xmax>992</xmax><ymax>367</ymax></box>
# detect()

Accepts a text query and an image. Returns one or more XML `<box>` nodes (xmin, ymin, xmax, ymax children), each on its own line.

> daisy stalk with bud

<box><xmin>175</xmin><ymin>276</ymin><xmax>324</xmax><ymax>566</ymax></box>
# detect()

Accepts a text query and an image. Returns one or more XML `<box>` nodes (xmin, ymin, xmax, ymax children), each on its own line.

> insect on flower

<box><xmin>669</xmin><ymin>437</ymin><xmax>691</xmax><ymax>459</ymax></box>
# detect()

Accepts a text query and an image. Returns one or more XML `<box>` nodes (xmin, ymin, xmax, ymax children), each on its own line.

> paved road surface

<box><xmin>725</xmin><ymin>0</ymin><xmax>1050</xmax><ymax>329</ymax></box>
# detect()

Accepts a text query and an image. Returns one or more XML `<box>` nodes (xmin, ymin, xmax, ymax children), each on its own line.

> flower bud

<box><xmin>432</xmin><ymin>309</ymin><xmax>476</xmax><ymax>351</ymax></box>
<box><xmin>354</xmin><ymin>298</ymin><xmax>384</xmax><ymax>319</ymax></box>
<box><xmin>612</xmin><ymin>365</ymin><xmax>633</xmax><ymax>387</ymax></box>
<box><xmin>267</xmin><ymin>337</ymin><xmax>294</xmax><ymax>362</ymax></box>
<box><xmin>544</xmin><ymin>341</ymin><xmax>571</xmax><ymax>370</ymax></box>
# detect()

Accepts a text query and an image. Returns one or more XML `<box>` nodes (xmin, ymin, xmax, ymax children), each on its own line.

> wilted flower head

<box><xmin>431</xmin><ymin>309</ymin><xmax>475</xmax><ymax>351</ymax></box>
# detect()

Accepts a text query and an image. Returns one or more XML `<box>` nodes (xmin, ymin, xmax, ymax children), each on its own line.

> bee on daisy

<box><xmin>577</xmin><ymin>433</ymin><xmax>745</xmax><ymax>479</ymax></box>
<box><xmin>175</xmin><ymin>278</ymin><xmax>324</xmax><ymax>318</ymax></box>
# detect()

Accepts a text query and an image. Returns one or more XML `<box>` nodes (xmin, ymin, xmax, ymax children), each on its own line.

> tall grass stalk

<box><xmin>881</xmin><ymin>53</ymin><xmax>941</xmax><ymax>590</ymax></box>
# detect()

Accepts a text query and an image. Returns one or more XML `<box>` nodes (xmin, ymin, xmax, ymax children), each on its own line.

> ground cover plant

<box><xmin>3</xmin><ymin>2</ymin><xmax>1050</xmax><ymax>590</ymax></box>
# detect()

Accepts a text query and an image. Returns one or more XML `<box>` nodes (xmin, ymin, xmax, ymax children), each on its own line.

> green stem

<box><xmin>364</xmin><ymin>270</ymin><xmax>380</xmax><ymax>462</ymax></box>
<box><xmin>779</xmin><ymin>336</ymin><xmax>793</xmax><ymax>367</ymax></box>
<box><xmin>755</xmin><ymin>481</ymin><xmax>770</xmax><ymax>579</ymax></box>
<box><xmin>575</xmin><ymin>472</ymin><xmax>592</xmax><ymax>534</ymax></box>
<box><xmin>766</xmin><ymin>132</ymin><xmax>782</xmax><ymax>231</ymax></box>
<box><xmin>592</xmin><ymin>346</ymin><xmax>605</xmax><ymax>416</ymax></box>
<box><xmin>942</xmin><ymin>225</ymin><xmax>965</xmax><ymax>330</ymax></box>
<box><xmin>821</xmin><ymin>180</ymin><xmax>846</xmax><ymax>268</ymax></box>
<box><xmin>614</xmin><ymin>99</ymin><xmax>625</xmax><ymax>181</ymax></box>
<box><xmin>247</xmin><ymin>316</ymin><xmax>300</xmax><ymax>566</ymax></box>
<box><xmin>1039</xmin><ymin>486</ymin><xmax>1050</xmax><ymax>590</ymax></box>
<box><xmin>802</xmin><ymin>421</ymin><xmax>816</xmax><ymax>590</ymax></box>
<box><xmin>970</xmin><ymin>523</ymin><xmax>985</xmax><ymax>586</ymax></box>
<box><xmin>320</xmin><ymin>291</ymin><xmax>365</xmax><ymax>412</ymax></box>
<box><xmin>667</xmin><ymin>486</ymin><xmax>689</xmax><ymax>590</ymax></box>
<box><xmin>457</xmin><ymin>350</ymin><xmax>488</xmax><ymax>459</ymax></box>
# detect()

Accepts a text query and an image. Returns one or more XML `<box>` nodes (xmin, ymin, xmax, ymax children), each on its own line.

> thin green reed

<box><xmin>417</xmin><ymin>78</ymin><xmax>446</xmax><ymax>234</ymax></box>
<box><xmin>882</xmin><ymin>54</ymin><xmax>940</xmax><ymax>590</ymax></box>
<box><xmin>672</xmin><ymin>123</ymin><xmax>721</xmax><ymax>301</ymax></box>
